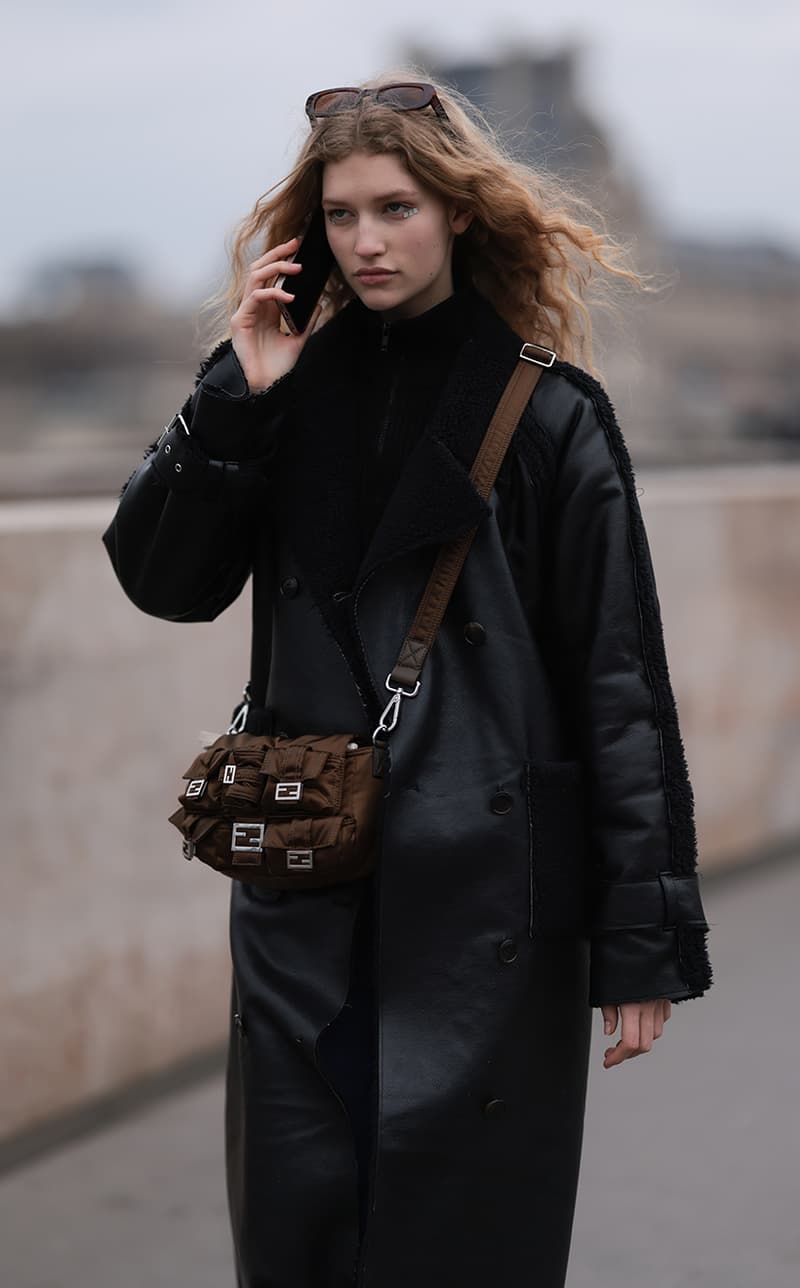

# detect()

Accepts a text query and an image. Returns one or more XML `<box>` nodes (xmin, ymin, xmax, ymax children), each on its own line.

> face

<box><xmin>321</xmin><ymin>150</ymin><xmax>473</xmax><ymax>321</ymax></box>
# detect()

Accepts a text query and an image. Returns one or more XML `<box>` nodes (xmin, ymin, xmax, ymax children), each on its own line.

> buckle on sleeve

<box><xmin>156</xmin><ymin>410</ymin><xmax>191</xmax><ymax>448</ymax></box>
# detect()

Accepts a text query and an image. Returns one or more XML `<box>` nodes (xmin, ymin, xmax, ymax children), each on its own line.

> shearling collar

<box><xmin>347</xmin><ymin>281</ymin><xmax>483</xmax><ymax>355</ymax></box>
<box><xmin>270</xmin><ymin>281</ymin><xmax>535</xmax><ymax>725</ymax></box>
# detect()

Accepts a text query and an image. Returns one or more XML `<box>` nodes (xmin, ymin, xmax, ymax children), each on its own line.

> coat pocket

<box><xmin>524</xmin><ymin>759</ymin><xmax>591</xmax><ymax>940</ymax></box>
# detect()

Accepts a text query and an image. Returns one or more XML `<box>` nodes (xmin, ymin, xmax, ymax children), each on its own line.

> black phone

<box><xmin>274</xmin><ymin>206</ymin><xmax>335</xmax><ymax>335</ymax></box>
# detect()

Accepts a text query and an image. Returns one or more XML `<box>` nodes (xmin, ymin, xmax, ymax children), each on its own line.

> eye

<box><xmin>325</xmin><ymin>202</ymin><xmax>415</xmax><ymax>224</ymax></box>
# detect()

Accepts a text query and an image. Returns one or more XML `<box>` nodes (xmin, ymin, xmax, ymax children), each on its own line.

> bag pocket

<box><xmin>178</xmin><ymin>745</ymin><xmax>231</xmax><ymax>811</ymax></box>
<box><xmin>260</xmin><ymin>744</ymin><xmax>345</xmax><ymax>815</ymax></box>
<box><xmin>262</xmin><ymin>814</ymin><xmax>356</xmax><ymax>875</ymax></box>
<box><xmin>524</xmin><ymin>759</ymin><xmax>592</xmax><ymax>940</ymax></box>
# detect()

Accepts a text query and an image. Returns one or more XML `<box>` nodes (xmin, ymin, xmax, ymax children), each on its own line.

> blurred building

<box><xmin>415</xmin><ymin>44</ymin><xmax>800</xmax><ymax>465</ymax></box>
<box><xmin>0</xmin><ymin>259</ymin><xmax>198</xmax><ymax>499</ymax></box>
<box><xmin>0</xmin><ymin>45</ymin><xmax>798</xmax><ymax>498</ymax></box>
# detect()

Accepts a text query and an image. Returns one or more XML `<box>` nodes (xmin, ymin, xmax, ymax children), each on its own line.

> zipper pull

<box><xmin>380</xmin><ymin>320</ymin><xmax>390</xmax><ymax>352</ymax></box>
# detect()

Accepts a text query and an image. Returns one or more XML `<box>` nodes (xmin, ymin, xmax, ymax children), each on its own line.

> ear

<box><xmin>448</xmin><ymin>205</ymin><xmax>474</xmax><ymax>235</ymax></box>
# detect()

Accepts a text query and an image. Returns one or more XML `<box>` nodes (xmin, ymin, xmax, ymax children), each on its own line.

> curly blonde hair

<box><xmin>196</xmin><ymin>62</ymin><xmax>660</xmax><ymax>379</ymax></box>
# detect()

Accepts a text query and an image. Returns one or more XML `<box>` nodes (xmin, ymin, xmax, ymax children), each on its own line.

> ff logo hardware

<box><xmin>275</xmin><ymin>781</ymin><xmax>304</xmax><ymax>802</ymax></box>
<box><xmin>286</xmin><ymin>849</ymin><xmax>314</xmax><ymax>870</ymax></box>
<box><xmin>231</xmin><ymin>822</ymin><xmax>265</xmax><ymax>855</ymax></box>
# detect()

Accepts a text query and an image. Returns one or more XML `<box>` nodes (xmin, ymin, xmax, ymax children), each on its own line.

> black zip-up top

<box><xmin>347</xmin><ymin>283</ymin><xmax>479</xmax><ymax>556</ymax></box>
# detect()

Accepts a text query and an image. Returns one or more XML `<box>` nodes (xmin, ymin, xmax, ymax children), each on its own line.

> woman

<box><xmin>103</xmin><ymin>70</ymin><xmax>713</xmax><ymax>1288</ymax></box>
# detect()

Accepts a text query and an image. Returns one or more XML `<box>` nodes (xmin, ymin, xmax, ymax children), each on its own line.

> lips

<box><xmin>356</xmin><ymin>269</ymin><xmax>396</xmax><ymax>278</ymax></box>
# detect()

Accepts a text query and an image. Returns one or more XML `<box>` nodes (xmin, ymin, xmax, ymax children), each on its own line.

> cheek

<box><xmin>405</xmin><ymin>215</ymin><xmax>445</xmax><ymax>251</ymax></box>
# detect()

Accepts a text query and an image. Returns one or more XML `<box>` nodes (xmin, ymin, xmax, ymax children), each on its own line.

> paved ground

<box><xmin>1</xmin><ymin>856</ymin><xmax>798</xmax><ymax>1287</ymax></box>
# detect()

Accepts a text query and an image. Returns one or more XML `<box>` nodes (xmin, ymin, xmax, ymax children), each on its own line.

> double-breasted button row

<box><xmin>490</xmin><ymin>790</ymin><xmax>514</xmax><ymax>814</ymax></box>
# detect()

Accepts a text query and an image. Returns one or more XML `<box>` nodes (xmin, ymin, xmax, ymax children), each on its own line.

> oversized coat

<box><xmin>102</xmin><ymin>282</ymin><xmax>713</xmax><ymax>1288</ymax></box>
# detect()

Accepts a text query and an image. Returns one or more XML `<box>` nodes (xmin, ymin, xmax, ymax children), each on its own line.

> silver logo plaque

<box><xmin>275</xmin><ymin>781</ymin><xmax>304</xmax><ymax>802</ymax></box>
<box><xmin>286</xmin><ymin>849</ymin><xmax>314</xmax><ymax>870</ymax></box>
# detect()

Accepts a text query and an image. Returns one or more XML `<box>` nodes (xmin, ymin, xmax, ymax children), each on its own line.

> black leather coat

<box><xmin>102</xmin><ymin>282</ymin><xmax>712</xmax><ymax>1288</ymax></box>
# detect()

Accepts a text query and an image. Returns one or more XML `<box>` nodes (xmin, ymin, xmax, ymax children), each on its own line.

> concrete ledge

<box><xmin>2</xmin><ymin>469</ymin><xmax>799</xmax><ymax>1140</ymax></box>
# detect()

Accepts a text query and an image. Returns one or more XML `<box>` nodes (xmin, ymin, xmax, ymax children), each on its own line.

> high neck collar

<box><xmin>348</xmin><ymin>281</ymin><xmax>483</xmax><ymax>354</ymax></box>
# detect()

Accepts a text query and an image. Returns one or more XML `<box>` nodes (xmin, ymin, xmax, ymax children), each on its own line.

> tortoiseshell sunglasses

<box><xmin>305</xmin><ymin>82</ymin><xmax>453</xmax><ymax>132</ymax></box>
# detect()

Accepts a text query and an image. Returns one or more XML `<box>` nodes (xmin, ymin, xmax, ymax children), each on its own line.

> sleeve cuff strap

<box><xmin>592</xmin><ymin>871</ymin><xmax>709</xmax><ymax>934</ymax></box>
<box><xmin>149</xmin><ymin>411</ymin><xmax>271</xmax><ymax>499</ymax></box>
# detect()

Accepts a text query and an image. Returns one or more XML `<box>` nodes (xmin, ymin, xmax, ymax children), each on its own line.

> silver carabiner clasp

<box><xmin>371</xmin><ymin>673</ymin><xmax>421</xmax><ymax>745</ymax></box>
<box><xmin>226</xmin><ymin>680</ymin><xmax>253</xmax><ymax>735</ymax></box>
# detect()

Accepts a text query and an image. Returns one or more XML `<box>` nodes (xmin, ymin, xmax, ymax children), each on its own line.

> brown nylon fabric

<box><xmin>168</xmin><ymin>731</ymin><xmax>384</xmax><ymax>890</ymax></box>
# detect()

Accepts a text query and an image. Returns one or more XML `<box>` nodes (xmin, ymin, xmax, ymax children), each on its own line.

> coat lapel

<box><xmin>272</xmin><ymin>286</ymin><xmax>528</xmax><ymax>721</ymax></box>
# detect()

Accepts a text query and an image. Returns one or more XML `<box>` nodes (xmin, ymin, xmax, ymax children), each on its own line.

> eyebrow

<box><xmin>321</xmin><ymin>189</ymin><xmax>419</xmax><ymax>207</ymax></box>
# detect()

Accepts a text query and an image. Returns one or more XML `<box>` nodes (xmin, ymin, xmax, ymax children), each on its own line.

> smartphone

<box><xmin>274</xmin><ymin>206</ymin><xmax>334</xmax><ymax>335</ymax></box>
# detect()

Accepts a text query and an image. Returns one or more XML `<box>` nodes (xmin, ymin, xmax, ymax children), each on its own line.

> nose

<box><xmin>353</xmin><ymin>218</ymin><xmax>387</xmax><ymax>258</ymax></box>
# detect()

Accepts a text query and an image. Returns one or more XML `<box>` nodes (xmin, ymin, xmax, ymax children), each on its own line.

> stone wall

<box><xmin>2</xmin><ymin>467</ymin><xmax>798</xmax><ymax>1139</ymax></box>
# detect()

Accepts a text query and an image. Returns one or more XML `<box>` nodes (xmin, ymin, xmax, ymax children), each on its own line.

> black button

<box><xmin>463</xmin><ymin>621</ymin><xmax>486</xmax><ymax>646</ymax></box>
<box><xmin>498</xmin><ymin>938</ymin><xmax>518</xmax><ymax>964</ymax></box>
<box><xmin>332</xmin><ymin>589</ymin><xmax>352</xmax><ymax>602</ymax></box>
<box><xmin>490</xmin><ymin>791</ymin><xmax>514</xmax><ymax>814</ymax></box>
<box><xmin>280</xmin><ymin>576</ymin><xmax>299</xmax><ymax>598</ymax></box>
<box><xmin>483</xmin><ymin>1098</ymin><xmax>506</xmax><ymax>1118</ymax></box>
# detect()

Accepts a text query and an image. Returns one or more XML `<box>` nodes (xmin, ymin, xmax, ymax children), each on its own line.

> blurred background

<box><xmin>2</xmin><ymin>2</ymin><xmax>798</xmax><ymax>1284</ymax></box>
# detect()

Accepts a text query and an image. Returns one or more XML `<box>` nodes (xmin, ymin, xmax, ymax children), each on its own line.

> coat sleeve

<box><xmin>540</xmin><ymin>365</ymin><xmax>713</xmax><ymax>1008</ymax></box>
<box><xmin>101</xmin><ymin>340</ymin><xmax>294</xmax><ymax>622</ymax></box>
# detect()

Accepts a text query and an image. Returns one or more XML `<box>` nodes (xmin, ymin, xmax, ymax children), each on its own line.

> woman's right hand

<box><xmin>229</xmin><ymin>236</ymin><xmax>324</xmax><ymax>394</ymax></box>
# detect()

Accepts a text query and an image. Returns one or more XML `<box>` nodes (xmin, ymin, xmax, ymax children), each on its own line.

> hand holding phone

<box><xmin>230</xmin><ymin>213</ymin><xmax>332</xmax><ymax>393</ymax></box>
<box><xmin>272</xmin><ymin>206</ymin><xmax>334</xmax><ymax>336</ymax></box>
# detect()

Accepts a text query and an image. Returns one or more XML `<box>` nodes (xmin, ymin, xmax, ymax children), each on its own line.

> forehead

<box><xmin>321</xmin><ymin>151</ymin><xmax>420</xmax><ymax>203</ymax></box>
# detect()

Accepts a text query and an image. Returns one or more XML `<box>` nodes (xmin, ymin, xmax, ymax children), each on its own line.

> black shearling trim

<box><xmin>194</xmin><ymin>336</ymin><xmax>234</xmax><ymax>387</ymax></box>
<box><xmin>553</xmin><ymin>358</ymin><xmax>712</xmax><ymax>995</ymax></box>
<box><xmin>676</xmin><ymin>923</ymin><xmax>714</xmax><ymax>996</ymax></box>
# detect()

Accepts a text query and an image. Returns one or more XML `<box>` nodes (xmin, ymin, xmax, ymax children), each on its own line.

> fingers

<box><xmin>602</xmin><ymin>1000</ymin><xmax>663</xmax><ymax>1069</ymax></box>
<box><xmin>601</xmin><ymin>1005</ymin><xmax>618</xmax><ymax>1036</ymax></box>
<box><xmin>638</xmin><ymin>1004</ymin><xmax>655</xmax><ymax>1052</ymax></box>
<box><xmin>653</xmin><ymin>999</ymin><xmax>667</xmax><ymax>1040</ymax></box>
<box><xmin>249</xmin><ymin>236</ymin><xmax>301</xmax><ymax>268</ymax></box>
<box><xmin>233</xmin><ymin>284</ymin><xmax>294</xmax><ymax>328</ymax></box>
<box><xmin>243</xmin><ymin>261</ymin><xmax>302</xmax><ymax>306</ymax></box>
<box><xmin>251</xmin><ymin>259</ymin><xmax>303</xmax><ymax>284</ymax></box>
<box><xmin>235</xmin><ymin>253</ymin><xmax>303</xmax><ymax>316</ymax></box>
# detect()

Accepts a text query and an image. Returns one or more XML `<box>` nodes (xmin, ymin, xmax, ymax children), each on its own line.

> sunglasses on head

<box><xmin>305</xmin><ymin>82</ymin><xmax>453</xmax><ymax>132</ymax></box>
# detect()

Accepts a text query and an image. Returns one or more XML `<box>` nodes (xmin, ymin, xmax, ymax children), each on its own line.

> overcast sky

<box><xmin>4</xmin><ymin>0</ymin><xmax>798</xmax><ymax>318</ymax></box>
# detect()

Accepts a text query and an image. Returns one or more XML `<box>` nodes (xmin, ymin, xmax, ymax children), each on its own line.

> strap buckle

<box><xmin>156</xmin><ymin>409</ymin><xmax>191</xmax><ymax>448</ymax></box>
<box><xmin>519</xmin><ymin>342</ymin><xmax>556</xmax><ymax>368</ymax></box>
